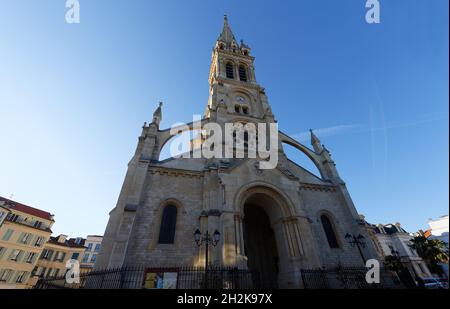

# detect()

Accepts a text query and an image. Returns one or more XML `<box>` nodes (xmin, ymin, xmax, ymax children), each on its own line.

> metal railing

<box><xmin>300</xmin><ymin>266</ymin><xmax>400</xmax><ymax>289</ymax></box>
<box><xmin>35</xmin><ymin>266</ymin><xmax>265</xmax><ymax>289</ymax></box>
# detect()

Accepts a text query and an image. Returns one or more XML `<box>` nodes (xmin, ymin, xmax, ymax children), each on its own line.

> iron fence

<box><xmin>35</xmin><ymin>266</ymin><xmax>264</xmax><ymax>289</ymax></box>
<box><xmin>300</xmin><ymin>267</ymin><xmax>400</xmax><ymax>289</ymax></box>
<box><xmin>35</xmin><ymin>265</ymin><xmax>401</xmax><ymax>289</ymax></box>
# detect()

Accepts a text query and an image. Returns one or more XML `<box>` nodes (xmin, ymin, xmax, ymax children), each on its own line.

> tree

<box><xmin>409</xmin><ymin>235</ymin><xmax>449</xmax><ymax>274</ymax></box>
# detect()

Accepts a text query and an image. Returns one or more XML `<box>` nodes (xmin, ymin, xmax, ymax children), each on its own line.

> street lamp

<box><xmin>345</xmin><ymin>233</ymin><xmax>366</xmax><ymax>264</ymax></box>
<box><xmin>194</xmin><ymin>229</ymin><xmax>220</xmax><ymax>287</ymax></box>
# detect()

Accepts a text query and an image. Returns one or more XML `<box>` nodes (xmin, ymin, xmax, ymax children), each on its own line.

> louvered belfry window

<box><xmin>226</xmin><ymin>63</ymin><xmax>234</xmax><ymax>79</ymax></box>
<box><xmin>239</xmin><ymin>65</ymin><xmax>247</xmax><ymax>82</ymax></box>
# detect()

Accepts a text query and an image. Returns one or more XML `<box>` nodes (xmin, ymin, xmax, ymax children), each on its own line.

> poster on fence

<box><xmin>143</xmin><ymin>269</ymin><xmax>178</xmax><ymax>289</ymax></box>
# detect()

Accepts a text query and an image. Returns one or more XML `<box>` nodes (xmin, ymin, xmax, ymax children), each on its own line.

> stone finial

<box><xmin>310</xmin><ymin>129</ymin><xmax>324</xmax><ymax>153</ymax></box>
<box><xmin>152</xmin><ymin>101</ymin><xmax>163</xmax><ymax>126</ymax></box>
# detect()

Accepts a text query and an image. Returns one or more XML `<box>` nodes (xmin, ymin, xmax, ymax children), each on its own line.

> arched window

<box><xmin>321</xmin><ymin>215</ymin><xmax>339</xmax><ymax>248</ymax></box>
<box><xmin>226</xmin><ymin>63</ymin><xmax>234</xmax><ymax>79</ymax></box>
<box><xmin>158</xmin><ymin>205</ymin><xmax>177</xmax><ymax>244</ymax></box>
<box><xmin>239</xmin><ymin>65</ymin><xmax>247</xmax><ymax>82</ymax></box>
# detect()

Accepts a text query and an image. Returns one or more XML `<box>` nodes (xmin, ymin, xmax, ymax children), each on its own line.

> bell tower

<box><xmin>205</xmin><ymin>15</ymin><xmax>275</xmax><ymax>123</ymax></box>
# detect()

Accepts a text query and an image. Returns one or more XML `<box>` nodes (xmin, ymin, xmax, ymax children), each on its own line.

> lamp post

<box><xmin>194</xmin><ymin>229</ymin><xmax>220</xmax><ymax>287</ymax></box>
<box><xmin>345</xmin><ymin>233</ymin><xmax>366</xmax><ymax>264</ymax></box>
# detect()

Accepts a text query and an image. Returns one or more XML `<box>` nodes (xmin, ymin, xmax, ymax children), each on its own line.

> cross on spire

<box><xmin>217</xmin><ymin>14</ymin><xmax>237</xmax><ymax>46</ymax></box>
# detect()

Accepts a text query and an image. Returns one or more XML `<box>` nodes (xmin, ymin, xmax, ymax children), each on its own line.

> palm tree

<box><xmin>409</xmin><ymin>235</ymin><xmax>449</xmax><ymax>274</ymax></box>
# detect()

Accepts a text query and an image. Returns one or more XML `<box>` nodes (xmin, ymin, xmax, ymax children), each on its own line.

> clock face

<box><xmin>236</xmin><ymin>96</ymin><xmax>246</xmax><ymax>104</ymax></box>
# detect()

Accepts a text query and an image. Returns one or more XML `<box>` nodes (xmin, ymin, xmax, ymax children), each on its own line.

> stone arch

<box><xmin>316</xmin><ymin>210</ymin><xmax>343</xmax><ymax>249</ymax></box>
<box><xmin>279</xmin><ymin>132</ymin><xmax>325</xmax><ymax>179</ymax></box>
<box><xmin>234</xmin><ymin>181</ymin><xmax>297</xmax><ymax>220</ymax></box>
<box><xmin>234</xmin><ymin>182</ymin><xmax>305</xmax><ymax>288</ymax></box>
<box><xmin>157</xmin><ymin>119</ymin><xmax>209</xmax><ymax>160</ymax></box>
<box><xmin>149</xmin><ymin>198</ymin><xmax>186</xmax><ymax>249</ymax></box>
<box><xmin>282</xmin><ymin>142</ymin><xmax>322</xmax><ymax>178</ymax></box>
<box><xmin>231</xmin><ymin>87</ymin><xmax>256</xmax><ymax>104</ymax></box>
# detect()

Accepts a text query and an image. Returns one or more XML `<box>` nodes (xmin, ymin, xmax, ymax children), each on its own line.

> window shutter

<box><xmin>16</xmin><ymin>250</ymin><xmax>24</xmax><ymax>262</ymax></box>
<box><xmin>17</xmin><ymin>232</ymin><xmax>25</xmax><ymax>243</ymax></box>
<box><xmin>47</xmin><ymin>250</ymin><xmax>54</xmax><ymax>261</ymax></box>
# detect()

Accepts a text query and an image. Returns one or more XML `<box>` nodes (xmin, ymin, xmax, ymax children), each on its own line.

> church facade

<box><xmin>95</xmin><ymin>16</ymin><xmax>378</xmax><ymax>288</ymax></box>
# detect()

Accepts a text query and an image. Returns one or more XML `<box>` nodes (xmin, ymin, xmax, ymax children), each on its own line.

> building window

<box><xmin>235</xmin><ymin>105</ymin><xmax>240</xmax><ymax>113</ymax></box>
<box><xmin>71</xmin><ymin>252</ymin><xmax>80</xmax><ymax>260</ymax></box>
<box><xmin>41</xmin><ymin>249</ymin><xmax>54</xmax><ymax>261</ymax></box>
<box><xmin>0</xmin><ymin>269</ymin><xmax>13</xmax><ymax>282</ymax></box>
<box><xmin>34</xmin><ymin>236</ymin><xmax>44</xmax><ymax>247</ymax></box>
<box><xmin>82</xmin><ymin>253</ymin><xmax>90</xmax><ymax>263</ymax></box>
<box><xmin>31</xmin><ymin>266</ymin><xmax>38</xmax><ymax>277</ymax></box>
<box><xmin>321</xmin><ymin>215</ymin><xmax>339</xmax><ymax>249</ymax></box>
<box><xmin>9</xmin><ymin>249</ymin><xmax>21</xmax><ymax>261</ymax></box>
<box><xmin>226</xmin><ymin>62</ymin><xmax>234</xmax><ymax>79</ymax></box>
<box><xmin>0</xmin><ymin>247</ymin><xmax>5</xmax><ymax>259</ymax></box>
<box><xmin>18</xmin><ymin>232</ymin><xmax>32</xmax><ymax>244</ymax></box>
<box><xmin>47</xmin><ymin>268</ymin><xmax>58</xmax><ymax>278</ymax></box>
<box><xmin>26</xmin><ymin>252</ymin><xmax>36</xmax><ymax>264</ymax></box>
<box><xmin>242</xmin><ymin>106</ymin><xmax>249</xmax><ymax>114</ymax></box>
<box><xmin>39</xmin><ymin>267</ymin><xmax>47</xmax><ymax>278</ymax></box>
<box><xmin>158</xmin><ymin>205</ymin><xmax>178</xmax><ymax>244</ymax></box>
<box><xmin>16</xmin><ymin>271</ymin><xmax>27</xmax><ymax>283</ymax></box>
<box><xmin>87</xmin><ymin>243</ymin><xmax>93</xmax><ymax>251</ymax></box>
<box><xmin>90</xmin><ymin>254</ymin><xmax>97</xmax><ymax>263</ymax></box>
<box><xmin>239</xmin><ymin>65</ymin><xmax>247</xmax><ymax>82</ymax></box>
<box><xmin>94</xmin><ymin>244</ymin><xmax>101</xmax><ymax>252</ymax></box>
<box><xmin>7</xmin><ymin>213</ymin><xmax>20</xmax><ymax>222</ymax></box>
<box><xmin>2</xmin><ymin>229</ymin><xmax>14</xmax><ymax>241</ymax></box>
<box><xmin>54</xmin><ymin>251</ymin><xmax>66</xmax><ymax>262</ymax></box>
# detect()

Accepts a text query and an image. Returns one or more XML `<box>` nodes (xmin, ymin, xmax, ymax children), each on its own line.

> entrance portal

<box><xmin>243</xmin><ymin>203</ymin><xmax>279</xmax><ymax>289</ymax></box>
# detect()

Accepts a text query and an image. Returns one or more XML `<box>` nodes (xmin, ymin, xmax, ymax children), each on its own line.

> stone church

<box><xmin>96</xmin><ymin>16</ymin><xmax>378</xmax><ymax>288</ymax></box>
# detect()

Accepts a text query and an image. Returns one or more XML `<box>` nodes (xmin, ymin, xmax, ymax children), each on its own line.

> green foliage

<box><xmin>384</xmin><ymin>255</ymin><xmax>404</xmax><ymax>272</ymax></box>
<box><xmin>409</xmin><ymin>235</ymin><xmax>449</xmax><ymax>274</ymax></box>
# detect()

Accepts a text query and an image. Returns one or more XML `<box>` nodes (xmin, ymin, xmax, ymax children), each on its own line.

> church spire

<box><xmin>310</xmin><ymin>129</ymin><xmax>324</xmax><ymax>153</ymax></box>
<box><xmin>217</xmin><ymin>14</ymin><xmax>237</xmax><ymax>47</ymax></box>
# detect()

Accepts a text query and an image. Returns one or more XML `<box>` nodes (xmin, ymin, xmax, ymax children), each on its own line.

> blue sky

<box><xmin>0</xmin><ymin>0</ymin><xmax>448</xmax><ymax>237</ymax></box>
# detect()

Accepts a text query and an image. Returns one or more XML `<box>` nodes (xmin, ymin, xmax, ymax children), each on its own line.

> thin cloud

<box><xmin>289</xmin><ymin>111</ymin><xmax>448</xmax><ymax>144</ymax></box>
<box><xmin>290</xmin><ymin>124</ymin><xmax>362</xmax><ymax>143</ymax></box>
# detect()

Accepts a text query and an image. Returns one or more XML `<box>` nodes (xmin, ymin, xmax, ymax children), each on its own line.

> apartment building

<box><xmin>80</xmin><ymin>235</ymin><xmax>102</xmax><ymax>272</ymax></box>
<box><xmin>34</xmin><ymin>234</ymin><xmax>85</xmax><ymax>280</ymax></box>
<box><xmin>0</xmin><ymin>197</ymin><xmax>54</xmax><ymax>289</ymax></box>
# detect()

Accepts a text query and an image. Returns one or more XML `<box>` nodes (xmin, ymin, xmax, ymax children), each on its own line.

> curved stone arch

<box><xmin>230</xmin><ymin>87</ymin><xmax>258</xmax><ymax>115</ymax></box>
<box><xmin>316</xmin><ymin>209</ymin><xmax>343</xmax><ymax>249</ymax></box>
<box><xmin>234</xmin><ymin>181</ymin><xmax>298</xmax><ymax>219</ymax></box>
<box><xmin>150</xmin><ymin>198</ymin><xmax>186</xmax><ymax>249</ymax></box>
<box><xmin>223</xmin><ymin>58</ymin><xmax>238</xmax><ymax>66</ymax></box>
<box><xmin>230</xmin><ymin>87</ymin><xmax>256</xmax><ymax>104</ymax></box>
<box><xmin>156</xmin><ymin>119</ymin><xmax>210</xmax><ymax>160</ymax></box>
<box><xmin>279</xmin><ymin>131</ymin><xmax>325</xmax><ymax>179</ymax></box>
<box><xmin>157</xmin><ymin>198</ymin><xmax>186</xmax><ymax>214</ymax></box>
